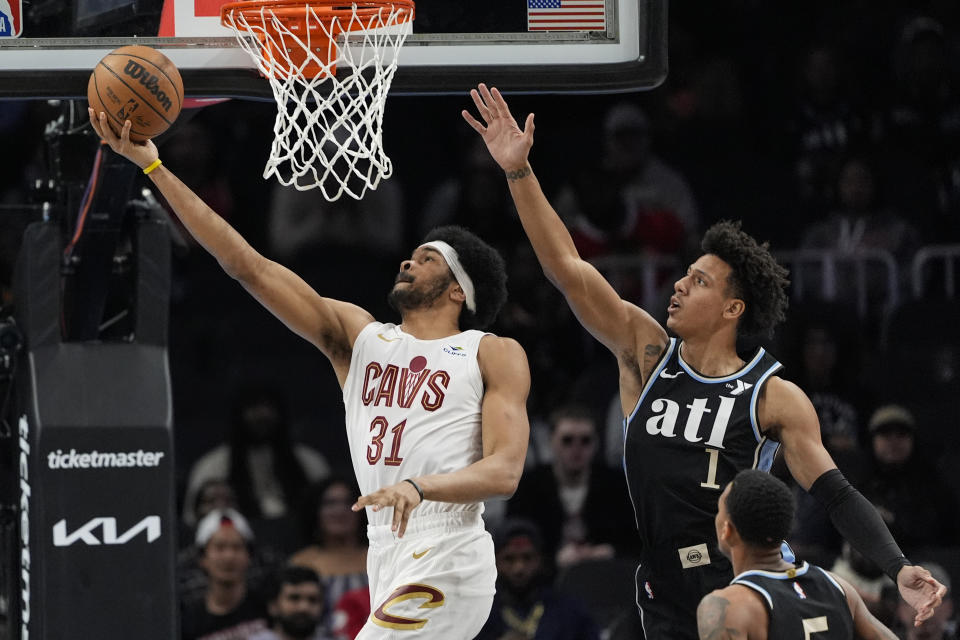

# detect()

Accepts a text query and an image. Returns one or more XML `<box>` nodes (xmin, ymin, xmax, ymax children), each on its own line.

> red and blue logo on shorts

<box><xmin>0</xmin><ymin>0</ymin><xmax>22</xmax><ymax>37</ymax></box>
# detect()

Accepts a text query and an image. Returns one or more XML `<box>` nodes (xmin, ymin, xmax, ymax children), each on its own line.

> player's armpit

<box><xmin>696</xmin><ymin>592</ymin><xmax>750</xmax><ymax>640</ymax></box>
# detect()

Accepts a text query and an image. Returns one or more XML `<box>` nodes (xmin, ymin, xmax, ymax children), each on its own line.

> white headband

<box><xmin>421</xmin><ymin>241</ymin><xmax>476</xmax><ymax>312</ymax></box>
<box><xmin>195</xmin><ymin>508</ymin><xmax>254</xmax><ymax>548</ymax></box>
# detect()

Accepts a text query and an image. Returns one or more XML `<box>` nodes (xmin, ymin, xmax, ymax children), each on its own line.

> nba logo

<box><xmin>0</xmin><ymin>0</ymin><xmax>23</xmax><ymax>37</ymax></box>
<box><xmin>793</xmin><ymin>582</ymin><xmax>808</xmax><ymax>599</ymax></box>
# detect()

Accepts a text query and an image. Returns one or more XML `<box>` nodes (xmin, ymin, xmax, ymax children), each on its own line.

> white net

<box><xmin>222</xmin><ymin>1</ymin><xmax>414</xmax><ymax>201</ymax></box>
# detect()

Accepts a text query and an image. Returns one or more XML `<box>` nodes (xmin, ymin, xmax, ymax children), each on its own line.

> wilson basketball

<box><xmin>87</xmin><ymin>45</ymin><xmax>183</xmax><ymax>143</ymax></box>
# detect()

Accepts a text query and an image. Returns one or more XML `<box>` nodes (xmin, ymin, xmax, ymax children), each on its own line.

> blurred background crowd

<box><xmin>1</xmin><ymin>1</ymin><xmax>959</xmax><ymax>639</ymax></box>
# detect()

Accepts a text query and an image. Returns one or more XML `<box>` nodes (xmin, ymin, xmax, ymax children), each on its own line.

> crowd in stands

<box><xmin>1</xmin><ymin>1</ymin><xmax>959</xmax><ymax>639</ymax></box>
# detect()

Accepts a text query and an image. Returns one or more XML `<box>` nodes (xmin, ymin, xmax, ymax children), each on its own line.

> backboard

<box><xmin>0</xmin><ymin>0</ymin><xmax>666</xmax><ymax>99</ymax></box>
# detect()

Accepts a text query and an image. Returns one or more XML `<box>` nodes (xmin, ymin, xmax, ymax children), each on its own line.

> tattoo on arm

<box><xmin>642</xmin><ymin>343</ymin><xmax>664</xmax><ymax>379</ymax></box>
<box><xmin>504</xmin><ymin>166</ymin><xmax>531</xmax><ymax>181</ymax></box>
<box><xmin>697</xmin><ymin>595</ymin><xmax>745</xmax><ymax>640</ymax></box>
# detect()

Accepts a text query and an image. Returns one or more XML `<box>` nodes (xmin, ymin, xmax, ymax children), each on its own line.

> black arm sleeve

<box><xmin>808</xmin><ymin>468</ymin><xmax>911</xmax><ymax>582</ymax></box>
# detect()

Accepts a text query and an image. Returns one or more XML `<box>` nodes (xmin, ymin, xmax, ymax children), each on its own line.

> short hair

<box><xmin>725</xmin><ymin>470</ymin><xmax>795</xmax><ymax>548</ymax></box>
<box><xmin>422</xmin><ymin>226</ymin><xmax>507</xmax><ymax>330</ymax></box>
<box><xmin>547</xmin><ymin>404</ymin><xmax>596</xmax><ymax>433</ymax></box>
<box><xmin>265</xmin><ymin>565</ymin><xmax>323</xmax><ymax>602</ymax></box>
<box><xmin>493</xmin><ymin>517</ymin><xmax>544</xmax><ymax>553</ymax></box>
<box><xmin>701</xmin><ymin>221</ymin><xmax>789</xmax><ymax>338</ymax></box>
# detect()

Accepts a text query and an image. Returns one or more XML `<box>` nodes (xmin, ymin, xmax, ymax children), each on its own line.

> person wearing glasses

<box><xmin>507</xmin><ymin>405</ymin><xmax>635</xmax><ymax>571</ymax></box>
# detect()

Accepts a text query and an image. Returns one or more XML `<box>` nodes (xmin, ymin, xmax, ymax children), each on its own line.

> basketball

<box><xmin>87</xmin><ymin>45</ymin><xmax>183</xmax><ymax>143</ymax></box>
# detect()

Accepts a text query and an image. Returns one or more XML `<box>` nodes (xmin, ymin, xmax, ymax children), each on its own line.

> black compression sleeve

<box><xmin>808</xmin><ymin>468</ymin><xmax>911</xmax><ymax>582</ymax></box>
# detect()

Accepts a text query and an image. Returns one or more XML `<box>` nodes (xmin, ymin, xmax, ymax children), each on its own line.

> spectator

<box><xmin>882</xmin><ymin>16</ymin><xmax>960</xmax><ymax>239</ymax></box>
<box><xmin>329</xmin><ymin>586</ymin><xmax>370</xmax><ymax>640</ymax></box>
<box><xmin>859</xmin><ymin>404</ymin><xmax>960</xmax><ymax>554</ymax></box>
<box><xmin>801</xmin><ymin>154</ymin><xmax>921</xmax><ymax>268</ymax></box>
<box><xmin>289</xmin><ymin>477</ymin><xmax>368</xmax><ymax>614</ymax></box>
<box><xmin>417</xmin><ymin>136</ymin><xmax>523</xmax><ymax>254</ymax></box>
<box><xmin>507</xmin><ymin>405</ymin><xmax>635</xmax><ymax>570</ymax></box>
<box><xmin>181</xmin><ymin>508</ymin><xmax>269</xmax><ymax>640</ymax></box>
<box><xmin>181</xmin><ymin>478</ymin><xmax>240</xmax><ymax>548</ymax></box>
<box><xmin>182</xmin><ymin>384</ymin><xmax>330</xmax><ymax>529</ymax></box>
<box><xmin>178</xmin><ymin>480</ymin><xmax>285</xmax><ymax>606</ymax></box>
<box><xmin>895</xmin><ymin>562</ymin><xmax>956</xmax><ymax>640</ymax></box>
<box><xmin>554</xmin><ymin>102</ymin><xmax>700</xmax><ymax>260</ymax></box>
<box><xmin>829</xmin><ymin>541</ymin><xmax>895</xmax><ymax>623</ymax></box>
<box><xmin>267</xmin><ymin>164</ymin><xmax>405</xmax><ymax>262</ymax></box>
<box><xmin>475</xmin><ymin>518</ymin><xmax>601</xmax><ymax>640</ymax></box>
<box><xmin>782</xmin><ymin>309</ymin><xmax>870</xmax><ymax>566</ymax></box>
<box><xmin>784</xmin><ymin>42</ymin><xmax>872</xmax><ymax>215</ymax></box>
<box><xmin>250</xmin><ymin>566</ymin><xmax>336</xmax><ymax>640</ymax></box>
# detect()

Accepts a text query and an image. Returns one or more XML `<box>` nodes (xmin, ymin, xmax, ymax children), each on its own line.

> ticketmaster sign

<box><xmin>47</xmin><ymin>449</ymin><xmax>165</xmax><ymax>469</ymax></box>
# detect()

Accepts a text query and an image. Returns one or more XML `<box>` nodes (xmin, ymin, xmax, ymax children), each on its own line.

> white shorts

<box><xmin>356</xmin><ymin>511</ymin><xmax>496</xmax><ymax>639</ymax></box>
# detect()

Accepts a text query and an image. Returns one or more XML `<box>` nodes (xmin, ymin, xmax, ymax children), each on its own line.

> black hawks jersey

<box><xmin>624</xmin><ymin>338</ymin><xmax>783</xmax><ymax>569</ymax></box>
<box><xmin>732</xmin><ymin>562</ymin><xmax>854</xmax><ymax>640</ymax></box>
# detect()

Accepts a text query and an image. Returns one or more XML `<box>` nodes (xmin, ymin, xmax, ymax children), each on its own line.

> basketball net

<box><xmin>221</xmin><ymin>1</ymin><xmax>415</xmax><ymax>201</ymax></box>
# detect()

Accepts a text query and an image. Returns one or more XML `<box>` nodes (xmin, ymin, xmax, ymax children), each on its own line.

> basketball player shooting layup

<box><xmin>88</xmin><ymin>110</ymin><xmax>531</xmax><ymax>639</ymax></box>
<box><xmin>699</xmin><ymin>470</ymin><xmax>899</xmax><ymax>640</ymax></box>
<box><xmin>463</xmin><ymin>84</ymin><xmax>946</xmax><ymax>640</ymax></box>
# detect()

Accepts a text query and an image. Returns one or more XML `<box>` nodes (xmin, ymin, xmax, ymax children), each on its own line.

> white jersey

<box><xmin>342</xmin><ymin>322</ymin><xmax>487</xmax><ymax>527</ymax></box>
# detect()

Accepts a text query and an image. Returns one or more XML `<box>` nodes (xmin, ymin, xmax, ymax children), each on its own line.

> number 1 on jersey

<box><xmin>700</xmin><ymin>448</ymin><xmax>721</xmax><ymax>489</ymax></box>
<box><xmin>367</xmin><ymin>417</ymin><xmax>407</xmax><ymax>466</ymax></box>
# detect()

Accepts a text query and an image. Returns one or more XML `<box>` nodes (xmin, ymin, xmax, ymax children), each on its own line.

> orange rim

<box><xmin>220</xmin><ymin>0</ymin><xmax>415</xmax><ymax>33</ymax></box>
<box><xmin>221</xmin><ymin>0</ymin><xmax>414</xmax><ymax>77</ymax></box>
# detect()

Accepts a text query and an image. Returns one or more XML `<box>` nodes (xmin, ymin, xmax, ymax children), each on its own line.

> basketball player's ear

<box><xmin>718</xmin><ymin>519</ymin><xmax>735</xmax><ymax>546</ymax></box>
<box><xmin>723</xmin><ymin>298</ymin><xmax>745</xmax><ymax>321</ymax></box>
<box><xmin>450</xmin><ymin>283</ymin><xmax>467</xmax><ymax>306</ymax></box>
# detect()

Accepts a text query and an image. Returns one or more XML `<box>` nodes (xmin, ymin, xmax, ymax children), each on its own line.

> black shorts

<box><xmin>635</xmin><ymin>558</ymin><xmax>732</xmax><ymax>640</ymax></box>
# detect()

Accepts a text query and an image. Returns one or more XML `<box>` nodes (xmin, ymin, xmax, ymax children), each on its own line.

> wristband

<box><xmin>142</xmin><ymin>158</ymin><xmax>162</xmax><ymax>175</ymax></box>
<box><xmin>404</xmin><ymin>478</ymin><xmax>424</xmax><ymax>504</ymax></box>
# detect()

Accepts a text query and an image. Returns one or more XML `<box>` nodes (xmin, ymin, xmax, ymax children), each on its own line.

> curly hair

<box><xmin>701</xmin><ymin>221</ymin><xmax>789</xmax><ymax>338</ymax></box>
<box><xmin>725</xmin><ymin>470</ymin><xmax>795</xmax><ymax>549</ymax></box>
<box><xmin>423</xmin><ymin>226</ymin><xmax>508</xmax><ymax>330</ymax></box>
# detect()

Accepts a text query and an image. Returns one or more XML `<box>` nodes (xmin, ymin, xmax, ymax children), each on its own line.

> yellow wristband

<box><xmin>142</xmin><ymin>158</ymin><xmax>162</xmax><ymax>175</ymax></box>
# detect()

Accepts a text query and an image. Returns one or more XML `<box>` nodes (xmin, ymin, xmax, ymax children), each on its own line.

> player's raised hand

<box><xmin>352</xmin><ymin>479</ymin><xmax>423</xmax><ymax>538</ymax></box>
<box><xmin>897</xmin><ymin>564</ymin><xmax>948</xmax><ymax>626</ymax></box>
<box><xmin>87</xmin><ymin>108</ymin><xmax>158</xmax><ymax>170</ymax></box>
<box><xmin>462</xmin><ymin>83</ymin><xmax>534</xmax><ymax>173</ymax></box>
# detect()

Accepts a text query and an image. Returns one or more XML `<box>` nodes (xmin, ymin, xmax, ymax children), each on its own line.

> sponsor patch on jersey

<box><xmin>678</xmin><ymin>543</ymin><xmax>710</xmax><ymax>569</ymax></box>
<box><xmin>442</xmin><ymin>345</ymin><xmax>468</xmax><ymax>357</ymax></box>
<box><xmin>726</xmin><ymin>379</ymin><xmax>753</xmax><ymax>396</ymax></box>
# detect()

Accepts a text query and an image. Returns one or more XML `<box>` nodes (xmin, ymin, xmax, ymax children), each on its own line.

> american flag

<box><xmin>527</xmin><ymin>0</ymin><xmax>606</xmax><ymax>32</ymax></box>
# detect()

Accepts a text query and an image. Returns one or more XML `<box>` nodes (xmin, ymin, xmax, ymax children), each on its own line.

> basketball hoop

<box><xmin>221</xmin><ymin>0</ymin><xmax>415</xmax><ymax>200</ymax></box>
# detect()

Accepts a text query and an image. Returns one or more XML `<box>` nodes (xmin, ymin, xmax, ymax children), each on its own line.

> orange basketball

<box><xmin>87</xmin><ymin>45</ymin><xmax>184</xmax><ymax>143</ymax></box>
